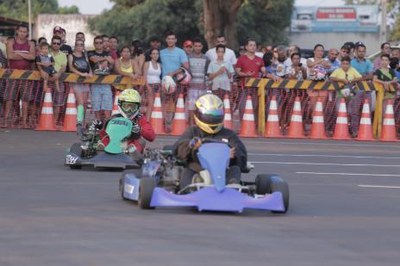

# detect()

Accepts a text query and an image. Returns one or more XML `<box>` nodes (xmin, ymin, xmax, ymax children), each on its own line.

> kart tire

<box><xmin>119</xmin><ymin>178</ymin><xmax>127</xmax><ymax>200</ymax></box>
<box><xmin>255</xmin><ymin>174</ymin><xmax>273</xmax><ymax>194</ymax></box>
<box><xmin>69</xmin><ymin>143</ymin><xmax>82</xmax><ymax>169</ymax></box>
<box><xmin>270</xmin><ymin>178</ymin><xmax>289</xmax><ymax>214</ymax></box>
<box><xmin>138</xmin><ymin>177</ymin><xmax>156</xmax><ymax>209</ymax></box>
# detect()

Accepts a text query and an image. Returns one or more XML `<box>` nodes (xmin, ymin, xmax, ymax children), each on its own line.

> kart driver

<box><xmin>96</xmin><ymin>88</ymin><xmax>155</xmax><ymax>154</ymax></box>
<box><xmin>173</xmin><ymin>93</ymin><xmax>247</xmax><ymax>189</ymax></box>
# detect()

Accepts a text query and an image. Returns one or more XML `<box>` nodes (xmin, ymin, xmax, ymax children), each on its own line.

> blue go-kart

<box><xmin>119</xmin><ymin>140</ymin><xmax>289</xmax><ymax>213</ymax></box>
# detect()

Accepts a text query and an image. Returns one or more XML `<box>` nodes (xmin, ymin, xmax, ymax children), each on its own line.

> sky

<box><xmin>58</xmin><ymin>0</ymin><xmax>344</xmax><ymax>15</ymax></box>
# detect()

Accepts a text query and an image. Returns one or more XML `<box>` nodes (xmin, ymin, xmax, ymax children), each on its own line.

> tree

<box><xmin>0</xmin><ymin>0</ymin><xmax>79</xmax><ymax>22</ymax></box>
<box><xmin>202</xmin><ymin>0</ymin><xmax>243</xmax><ymax>49</ymax></box>
<box><xmin>90</xmin><ymin>0</ymin><xmax>293</xmax><ymax>49</ymax></box>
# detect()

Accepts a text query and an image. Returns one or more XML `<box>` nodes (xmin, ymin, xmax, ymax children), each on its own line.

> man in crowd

<box><xmin>144</xmin><ymin>36</ymin><xmax>161</xmax><ymax>61</ymax></box>
<box><xmin>187</xmin><ymin>38</ymin><xmax>209</xmax><ymax>125</ymax></box>
<box><xmin>235</xmin><ymin>38</ymin><xmax>267</xmax><ymax>124</ymax></box>
<box><xmin>53</xmin><ymin>26</ymin><xmax>72</xmax><ymax>56</ymax></box>
<box><xmin>160</xmin><ymin>30</ymin><xmax>189</xmax><ymax>132</ymax></box>
<box><xmin>109</xmin><ymin>36</ymin><xmax>119</xmax><ymax>60</ymax></box>
<box><xmin>183</xmin><ymin>40</ymin><xmax>193</xmax><ymax>56</ymax></box>
<box><xmin>325</xmin><ymin>48</ymin><xmax>341</xmax><ymax>75</ymax></box>
<box><xmin>3</xmin><ymin>25</ymin><xmax>35</xmax><ymax>128</ymax></box>
<box><xmin>87</xmin><ymin>35</ymin><xmax>114</xmax><ymax>121</ymax></box>
<box><xmin>205</xmin><ymin>35</ymin><xmax>237</xmax><ymax>66</ymax></box>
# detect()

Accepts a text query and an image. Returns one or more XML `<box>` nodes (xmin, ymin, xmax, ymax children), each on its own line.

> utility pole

<box><xmin>380</xmin><ymin>0</ymin><xmax>387</xmax><ymax>43</ymax></box>
<box><xmin>28</xmin><ymin>0</ymin><xmax>32</xmax><ymax>38</ymax></box>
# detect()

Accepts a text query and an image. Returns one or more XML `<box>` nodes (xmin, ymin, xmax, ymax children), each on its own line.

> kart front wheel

<box><xmin>138</xmin><ymin>178</ymin><xmax>156</xmax><ymax>209</ymax></box>
<box><xmin>271</xmin><ymin>179</ymin><xmax>289</xmax><ymax>214</ymax></box>
<box><xmin>69</xmin><ymin>143</ymin><xmax>82</xmax><ymax>169</ymax></box>
<box><xmin>255</xmin><ymin>174</ymin><xmax>273</xmax><ymax>194</ymax></box>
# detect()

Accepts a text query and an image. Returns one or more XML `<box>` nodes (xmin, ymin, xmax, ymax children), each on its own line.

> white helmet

<box><xmin>162</xmin><ymin>75</ymin><xmax>177</xmax><ymax>95</ymax></box>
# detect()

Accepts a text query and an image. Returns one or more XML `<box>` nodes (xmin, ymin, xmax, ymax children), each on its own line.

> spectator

<box><xmin>235</xmin><ymin>38</ymin><xmax>267</xmax><ymax>124</ymax></box>
<box><xmin>109</xmin><ymin>36</ymin><xmax>119</xmax><ymax>60</ymax></box>
<box><xmin>68</xmin><ymin>39</ymin><xmax>92</xmax><ymax>132</ymax></box>
<box><xmin>283</xmin><ymin>45</ymin><xmax>307</xmax><ymax>71</ymax></box>
<box><xmin>272</xmin><ymin>45</ymin><xmax>288</xmax><ymax>78</ymax></box>
<box><xmin>87</xmin><ymin>35</ymin><xmax>114</xmax><ymax>121</ymax></box>
<box><xmin>102</xmin><ymin>34</ymin><xmax>110</xmax><ymax>52</ymax></box>
<box><xmin>48</xmin><ymin>36</ymin><xmax>68</xmax><ymax>125</ymax></box>
<box><xmin>160</xmin><ymin>30</ymin><xmax>189</xmax><ymax>132</ymax></box>
<box><xmin>131</xmin><ymin>39</ymin><xmax>145</xmax><ymax>75</ymax></box>
<box><xmin>143</xmin><ymin>48</ymin><xmax>162</xmax><ymax>121</ymax></box>
<box><xmin>330</xmin><ymin>56</ymin><xmax>362</xmax><ymax>137</ymax></box>
<box><xmin>348</xmin><ymin>42</ymin><xmax>375</xmax><ymax>136</ymax></box>
<box><xmin>38</xmin><ymin>37</ymin><xmax>47</xmax><ymax>45</ymax></box>
<box><xmin>374</xmin><ymin>54</ymin><xmax>398</xmax><ymax>106</ymax></box>
<box><xmin>144</xmin><ymin>36</ymin><xmax>161</xmax><ymax>61</ymax></box>
<box><xmin>3</xmin><ymin>25</ymin><xmax>35</xmax><ymax>128</ymax></box>
<box><xmin>114</xmin><ymin>46</ymin><xmax>139</xmax><ymax>91</ymax></box>
<box><xmin>238</xmin><ymin>45</ymin><xmax>246</xmax><ymax>57</ymax></box>
<box><xmin>338</xmin><ymin>45</ymin><xmax>351</xmax><ymax>61</ymax></box>
<box><xmin>207</xmin><ymin>44</ymin><xmax>234</xmax><ymax>113</ymax></box>
<box><xmin>75</xmin><ymin>32</ymin><xmax>85</xmax><ymax>43</ymax></box>
<box><xmin>205</xmin><ymin>35</ymin><xmax>237</xmax><ymax>66</ymax></box>
<box><xmin>187</xmin><ymin>38</ymin><xmax>209</xmax><ymax>125</ymax></box>
<box><xmin>373</xmin><ymin>42</ymin><xmax>391</xmax><ymax>71</ymax></box>
<box><xmin>325</xmin><ymin>48</ymin><xmax>340</xmax><ymax>75</ymax></box>
<box><xmin>35</xmin><ymin>42</ymin><xmax>59</xmax><ymax>95</ymax></box>
<box><xmin>287</xmin><ymin>52</ymin><xmax>307</xmax><ymax>80</ymax></box>
<box><xmin>343</xmin><ymin>41</ymin><xmax>355</xmax><ymax>59</ymax></box>
<box><xmin>391</xmin><ymin>47</ymin><xmax>400</xmax><ymax>60</ymax></box>
<box><xmin>183</xmin><ymin>40</ymin><xmax>193</xmax><ymax>56</ymax></box>
<box><xmin>53</xmin><ymin>26</ymin><xmax>72</xmax><ymax>55</ymax></box>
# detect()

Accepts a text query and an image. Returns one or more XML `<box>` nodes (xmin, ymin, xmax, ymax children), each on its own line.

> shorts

<box><xmin>91</xmin><ymin>84</ymin><xmax>112</xmax><ymax>111</ymax></box>
<box><xmin>3</xmin><ymin>79</ymin><xmax>34</xmax><ymax>102</ymax></box>
<box><xmin>48</xmin><ymin>81</ymin><xmax>66</xmax><ymax>106</ymax></box>
<box><xmin>72</xmin><ymin>83</ymin><xmax>90</xmax><ymax>94</ymax></box>
<box><xmin>186</xmin><ymin>87</ymin><xmax>206</xmax><ymax>110</ymax></box>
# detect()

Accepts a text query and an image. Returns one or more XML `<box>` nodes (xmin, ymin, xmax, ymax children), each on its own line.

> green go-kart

<box><xmin>65</xmin><ymin>117</ymin><xmax>142</xmax><ymax>170</ymax></box>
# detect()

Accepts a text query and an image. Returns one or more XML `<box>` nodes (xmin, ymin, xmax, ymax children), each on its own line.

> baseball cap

<box><xmin>53</xmin><ymin>26</ymin><xmax>63</xmax><ymax>34</ymax></box>
<box><xmin>183</xmin><ymin>40</ymin><xmax>193</xmax><ymax>48</ymax></box>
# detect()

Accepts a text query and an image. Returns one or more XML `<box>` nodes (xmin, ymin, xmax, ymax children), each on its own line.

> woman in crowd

<box><xmin>68</xmin><ymin>39</ymin><xmax>92</xmax><ymax>132</ymax></box>
<box><xmin>114</xmin><ymin>46</ymin><xmax>139</xmax><ymax>88</ymax></box>
<box><xmin>142</xmin><ymin>48</ymin><xmax>162</xmax><ymax>121</ymax></box>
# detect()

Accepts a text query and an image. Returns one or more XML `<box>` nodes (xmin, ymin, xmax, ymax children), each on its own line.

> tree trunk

<box><xmin>203</xmin><ymin>0</ymin><xmax>243</xmax><ymax>50</ymax></box>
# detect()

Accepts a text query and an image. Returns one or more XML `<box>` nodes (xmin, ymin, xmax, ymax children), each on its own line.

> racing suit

<box><xmin>173</xmin><ymin>126</ymin><xmax>247</xmax><ymax>189</ymax></box>
<box><xmin>98</xmin><ymin>114</ymin><xmax>155</xmax><ymax>153</ymax></box>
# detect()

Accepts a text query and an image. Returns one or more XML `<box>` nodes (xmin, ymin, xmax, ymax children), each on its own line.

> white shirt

<box><xmin>205</xmin><ymin>47</ymin><xmax>237</xmax><ymax>66</ymax></box>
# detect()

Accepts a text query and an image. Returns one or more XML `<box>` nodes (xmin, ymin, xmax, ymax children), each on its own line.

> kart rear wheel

<box><xmin>69</xmin><ymin>143</ymin><xmax>82</xmax><ymax>169</ymax></box>
<box><xmin>270</xmin><ymin>179</ymin><xmax>289</xmax><ymax>214</ymax></box>
<box><xmin>138</xmin><ymin>177</ymin><xmax>156</xmax><ymax>209</ymax></box>
<box><xmin>255</xmin><ymin>174</ymin><xmax>273</xmax><ymax>194</ymax></box>
<box><xmin>119</xmin><ymin>178</ymin><xmax>127</xmax><ymax>200</ymax></box>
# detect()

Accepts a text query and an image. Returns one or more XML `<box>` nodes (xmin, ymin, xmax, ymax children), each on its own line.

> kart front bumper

<box><xmin>150</xmin><ymin>187</ymin><xmax>285</xmax><ymax>213</ymax></box>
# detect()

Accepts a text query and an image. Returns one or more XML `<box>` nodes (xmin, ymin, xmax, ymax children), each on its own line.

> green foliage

<box><xmin>90</xmin><ymin>0</ymin><xmax>293</xmax><ymax>48</ymax></box>
<box><xmin>89</xmin><ymin>0</ymin><xmax>201</xmax><ymax>46</ymax></box>
<box><xmin>57</xmin><ymin>5</ymin><xmax>80</xmax><ymax>15</ymax></box>
<box><xmin>237</xmin><ymin>0</ymin><xmax>294</xmax><ymax>46</ymax></box>
<box><xmin>0</xmin><ymin>0</ymin><xmax>79</xmax><ymax>22</ymax></box>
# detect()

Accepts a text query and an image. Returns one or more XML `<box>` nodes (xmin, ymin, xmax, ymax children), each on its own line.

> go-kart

<box><xmin>119</xmin><ymin>139</ymin><xmax>289</xmax><ymax>213</ymax></box>
<box><xmin>65</xmin><ymin>117</ymin><xmax>142</xmax><ymax>169</ymax></box>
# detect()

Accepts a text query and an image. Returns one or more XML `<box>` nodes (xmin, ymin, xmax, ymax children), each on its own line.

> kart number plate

<box><xmin>66</xmin><ymin>154</ymin><xmax>78</xmax><ymax>165</ymax></box>
<box><xmin>124</xmin><ymin>184</ymin><xmax>135</xmax><ymax>194</ymax></box>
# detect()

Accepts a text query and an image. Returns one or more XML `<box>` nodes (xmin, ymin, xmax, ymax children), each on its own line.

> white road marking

<box><xmin>248</xmin><ymin>153</ymin><xmax>400</xmax><ymax>160</ymax></box>
<box><xmin>358</xmin><ymin>185</ymin><xmax>400</xmax><ymax>189</ymax></box>
<box><xmin>252</xmin><ymin>161</ymin><xmax>400</xmax><ymax>168</ymax></box>
<box><xmin>296</xmin><ymin>171</ymin><xmax>400</xmax><ymax>177</ymax></box>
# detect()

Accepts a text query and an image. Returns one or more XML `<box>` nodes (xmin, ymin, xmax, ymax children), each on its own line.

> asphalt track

<box><xmin>1</xmin><ymin>129</ymin><xmax>399</xmax><ymax>266</ymax></box>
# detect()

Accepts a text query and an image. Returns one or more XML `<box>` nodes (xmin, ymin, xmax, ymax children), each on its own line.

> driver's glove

<box><xmin>89</xmin><ymin>119</ymin><xmax>103</xmax><ymax>131</ymax></box>
<box><xmin>189</xmin><ymin>137</ymin><xmax>202</xmax><ymax>150</ymax></box>
<box><xmin>131</xmin><ymin>123</ymin><xmax>141</xmax><ymax>135</ymax></box>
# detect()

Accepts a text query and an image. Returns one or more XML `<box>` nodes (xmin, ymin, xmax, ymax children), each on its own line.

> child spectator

<box><xmin>36</xmin><ymin>42</ymin><xmax>60</xmax><ymax>93</ymax></box>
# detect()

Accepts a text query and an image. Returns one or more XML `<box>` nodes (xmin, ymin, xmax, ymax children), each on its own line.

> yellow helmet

<box><xmin>194</xmin><ymin>94</ymin><xmax>224</xmax><ymax>134</ymax></box>
<box><xmin>118</xmin><ymin>89</ymin><xmax>141</xmax><ymax>118</ymax></box>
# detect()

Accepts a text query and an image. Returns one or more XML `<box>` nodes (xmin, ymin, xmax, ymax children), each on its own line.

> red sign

<box><xmin>316</xmin><ymin>7</ymin><xmax>357</xmax><ymax>21</ymax></box>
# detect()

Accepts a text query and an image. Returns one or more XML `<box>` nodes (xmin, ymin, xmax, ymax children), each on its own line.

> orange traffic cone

<box><xmin>310</xmin><ymin>98</ymin><xmax>328</xmax><ymax>139</ymax></box>
<box><xmin>223</xmin><ymin>93</ymin><xmax>232</xmax><ymax>130</ymax></box>
<box><xmin>35</xmin><ymin>91</ymin><xmax>57</xmax><ymax>131</ymax></box>
<box><xmin>150</xmin><ymin>92</ymin><xmax>166</xmax><ymax>135</ymax></box>
<box><xmin>239</xmin><ymin>95</ymin><xmax>258</xmax><ymax>137</ymax></box>
<box><xmin>171</xmin><ymin>93</ymin><xmax>187</xmax><ymax>136</ymax></box>
<box><xmin>264</xmin><ymin>96</ymin><xmax>281</xmax><ymax>138</ymax></box>
<box><xmin>381</xmin><ymin>100</ymin><xmax>398</xmax><ymax>142</ymax></box>
<box><xmin>287</xmin><ymin>96</ymin><xmax>305</xmax><ymax>138</ymax></box>
<box><xmin>333</xmin><ymin>98</ymin><xmax>351</xmax><ymax>140</ymax></box>
<box><xmin>61</xmin><ymin>89</ymin><xmax>77</xmax><ymax>132</ymax></box>
<box><xmin>112</xmin><ymin>91</ymin><xmax>121</xmax><ymax>116</ymax></box>
<box><xmin>356</xmin><ymin>99</ymin><xmax>374</xmax><ymax>141</ymax></box>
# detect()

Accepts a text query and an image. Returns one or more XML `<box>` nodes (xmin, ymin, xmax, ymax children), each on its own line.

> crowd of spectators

<box><xmin>1</xmin><ymin>24</ymin><xmax>399</xmax><ymax>138</ymax></box>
